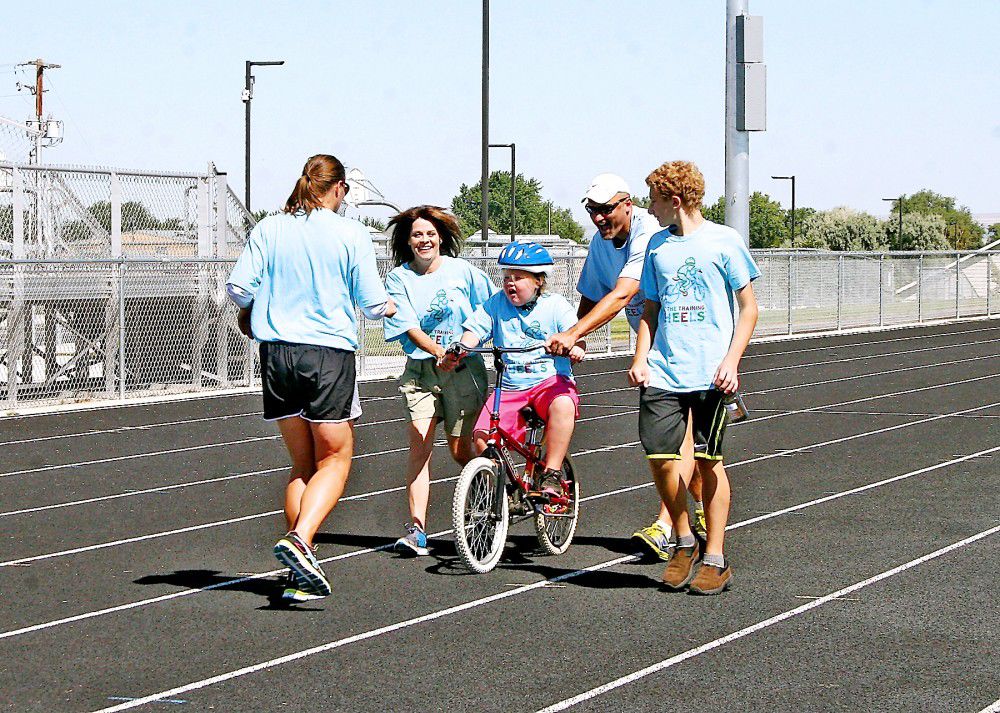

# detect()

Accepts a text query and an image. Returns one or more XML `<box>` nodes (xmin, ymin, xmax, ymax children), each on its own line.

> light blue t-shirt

<box><xmin>383</xmin><ymin>256</ymin><xmax>496</xmax><ymax>360</ymax></box>
<box><xmin>639</xmin><ymin>220</ymin><xmax>761</xmax><ymax>392</ymax></box>
<box><xmin>227</xmin><ymin>209</ymin><xmax>388</xmax><ymax>351</ymax></box>
<box><xmin>463</xmin><ymin>291</ymin><xmax>578</xmax><ymax>390</ymax></box>
<box><xmin>576</xmin><ymin>210</ymin><xmax>659</xmax><ymax>331</ymax></box>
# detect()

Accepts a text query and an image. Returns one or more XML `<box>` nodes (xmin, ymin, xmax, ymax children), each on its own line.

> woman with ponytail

<box><xmin>226</xmin><ymin>154</ymin><xmax>396</xmax><ymax>602</ymax></box>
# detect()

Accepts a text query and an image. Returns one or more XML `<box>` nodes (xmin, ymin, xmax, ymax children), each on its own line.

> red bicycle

<box><xmin>448</xmin><ymin>344</ymin><xmax>580</xmax><ymax>573</ymax></box>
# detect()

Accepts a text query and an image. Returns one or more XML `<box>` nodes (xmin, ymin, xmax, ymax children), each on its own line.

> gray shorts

<box><xmin>398</xmin><ymin>355</ymin><xmax>488</xmax><ymax>437</ymax></box>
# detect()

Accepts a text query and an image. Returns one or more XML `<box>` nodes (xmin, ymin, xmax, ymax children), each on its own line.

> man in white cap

<box><xmin>547</xmin><ymin>173</ymin><xmax>703</xmax><ymax>560</ymax></box>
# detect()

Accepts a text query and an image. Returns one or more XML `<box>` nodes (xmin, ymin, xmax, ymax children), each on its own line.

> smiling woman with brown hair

<box><xmin>382</xmin><ymin>205</ymin><xmax>495</xmax><ymax>555</ymax></box>
<box><xmin>226</xmin><ymin>153</ymin><xmax>396</xmax><ymax>601</ymax></box>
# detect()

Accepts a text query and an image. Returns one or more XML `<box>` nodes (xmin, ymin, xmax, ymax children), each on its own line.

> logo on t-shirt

<box><xmin>523</xmin><ymin>320</ymin><xmax>545</xmax><ymax>341</ymax></box>
<box><xmin>422</xmin><ymin>289</ymin><xmax>452</xmax><ymax>327</ymax></box>
<box><xmin>664</xmin><ymin>257</ymin><xmax>708</xmax><ymax>323</ymax></box>
<box><xmin>664</xmin><ymin>257</ymin><xmax>708</xmax><ymax>303</ymax></box>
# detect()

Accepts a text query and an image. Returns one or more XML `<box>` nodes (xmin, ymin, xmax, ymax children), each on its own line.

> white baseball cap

<box><xmin>582</xmin><ymin>173</ymin><xmax>631</xmax><ymax>204</ymax></box>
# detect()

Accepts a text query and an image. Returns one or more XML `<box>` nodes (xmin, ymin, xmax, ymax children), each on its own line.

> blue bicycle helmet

<box><xmin>497</xmin><ymin>241</ymin><xmax>554</xmax><ymax>274</ymax></box>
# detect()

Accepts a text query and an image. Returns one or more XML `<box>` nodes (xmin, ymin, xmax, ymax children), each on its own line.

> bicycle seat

<box><xmin>518</xmin><ymin>406</ymin><xmax>545</xmax><ymax>429</ymax></box>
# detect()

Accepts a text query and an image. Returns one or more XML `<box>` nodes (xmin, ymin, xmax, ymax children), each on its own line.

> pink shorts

<box><xmin>473</xmin><ymin>375</ymin><xmax>580</xmax><ymax>443</ymax></box>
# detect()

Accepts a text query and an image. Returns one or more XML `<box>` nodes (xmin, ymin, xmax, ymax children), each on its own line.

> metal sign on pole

<box><xmin>725</xmin><ymin>2</ymin><xmax>765</xmax><ymax>247</ymax></box>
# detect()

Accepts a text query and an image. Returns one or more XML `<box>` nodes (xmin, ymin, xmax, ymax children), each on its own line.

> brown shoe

<box><xmin>688</xmin><ymin>561</ymin><xmax>732</xmax><ymax>595</ymax></box>
<box><xmin>661</xmin><ymin>540</ymin><xmax>701</xmax><ymax>590</ymax></box>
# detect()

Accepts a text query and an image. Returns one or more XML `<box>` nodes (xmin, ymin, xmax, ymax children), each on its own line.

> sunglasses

<box><xmin>584</xmin><ymin>197</ymin><xmax>626</xmax><ymax>216</ymax></box>
<box><xmin>341</xmin><ymin>180</ymin><xmax>351</xmax><ymax>195</ymax></box>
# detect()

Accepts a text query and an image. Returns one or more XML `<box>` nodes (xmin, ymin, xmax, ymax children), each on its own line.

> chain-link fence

<box><xmin>1</xmin><ymin>251</ymin><xmax>997</xmax><ymax>412</ymax></box>
<box><xmin>0</xmin><ymin>117</ymin><xmax>36</xmax><ymax>165</ymax></box>
<box><xmin>1</xmin><ymin>162</ymin><xmax>997</xmax><ymax>411</ymax></box>
<box><xmin>0</xmin><ymin>162</ymin><xmax>242</xmax><ymax>260</ymax></box>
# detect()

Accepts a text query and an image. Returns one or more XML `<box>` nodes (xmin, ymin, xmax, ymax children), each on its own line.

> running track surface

<box><xmin>1</xmin><ymin>319</ymin><xmax>998</xmax><ymax>713</ymax></box>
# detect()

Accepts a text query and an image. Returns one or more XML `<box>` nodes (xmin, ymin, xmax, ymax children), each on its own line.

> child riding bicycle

<box><xmin>440</xmin><ymin>242</ymin><xmax>585</xmax><ymax>499</ymax></box>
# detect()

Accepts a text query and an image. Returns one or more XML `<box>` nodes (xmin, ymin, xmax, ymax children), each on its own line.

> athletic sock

<box><xmin>655</xmin><ymin>519</ymin><xmax>672</xmax><ymax>534</ymax></box>
<box><xmin>695</xmin><ymin>501</ymin><xmax>704</xmax><ymax>512</ymax></box>
<box><xmin>703</xmin><ymin>553</ymin><xmax>726</xmax><ymax>568</ymax></box>
<box><xmin>677</xmin><ymin>534</ymin><xmax>696</xmax><ymax>549</ymax></box>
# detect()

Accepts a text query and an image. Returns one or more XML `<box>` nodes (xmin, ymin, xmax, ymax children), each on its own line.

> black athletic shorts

<box><xmin>638</xmin><ymin>386</ymin><xmax>728</xmax><ymax>461</ymax></box>
<box><xmin>260</xmin><ymin>341</ymin><xmax>361</xmax><ymax>422</ymax></box>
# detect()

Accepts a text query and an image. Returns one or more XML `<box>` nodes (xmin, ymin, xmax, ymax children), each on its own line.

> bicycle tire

<box><xmin>533</xmin><ymin>455</ymin><xmax>579</xmax><ymax>555</ymax></box>
<box><xmin>452</xmin><ymin>456</ymin><xmax>510</xmax><ymax>573</ymax></box>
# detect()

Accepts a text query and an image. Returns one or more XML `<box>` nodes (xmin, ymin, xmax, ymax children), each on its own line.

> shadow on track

<box><xmin>420</xmin><ymin>534</ymin><xmax>659</xmax><ymax>590</ymax></box>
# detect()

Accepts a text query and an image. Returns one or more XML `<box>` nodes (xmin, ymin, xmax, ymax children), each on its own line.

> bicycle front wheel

<box><xmin>452</xmin><ymin>457</ymin><xmax>510</xmax><ymax>573</ymax></box>
<box><xmin>534</xmin><ymin>455</ymin><xmax>580</xmax><ymax>555</ymax></box>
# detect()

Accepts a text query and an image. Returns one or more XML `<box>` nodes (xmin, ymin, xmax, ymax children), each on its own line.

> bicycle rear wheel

<box><xmin>452</xmin><ymin>457</ymin><xmax>510</xmax><ymax>573</ymax></box>
<box><xmin>534</xmin><ymin>455</ymin><xmax>579</xmax><ymax>555</ymax></box>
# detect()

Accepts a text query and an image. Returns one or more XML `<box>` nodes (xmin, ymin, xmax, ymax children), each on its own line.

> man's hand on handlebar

<box><xmin>545</xmin><ymin>330</ymin><xmax>577</xmax><ymax>357</ymax></box>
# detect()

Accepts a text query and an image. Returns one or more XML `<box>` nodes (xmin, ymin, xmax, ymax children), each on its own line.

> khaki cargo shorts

<box><xmin>398</xmin><ymin>354</ymin><xmax>489</xmax><ymax>438</ymax></box>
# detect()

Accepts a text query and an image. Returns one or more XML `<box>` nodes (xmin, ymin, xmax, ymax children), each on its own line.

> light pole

<box><xmin>882</xmin><ymin>196</ymin><xmax>904</xmax><ymax>247</ymax></box>
<box><xmin>243</xmin><ymin>60</ymin><xmax>284</xmax><ymax>212</ymax></box>
<box><xmin>481</xmin><ymin>0</ymin><xmax>489</xmax><ymax>245</ymax></box>
<box><xmin>489</xmin><ymin>142</ymin><xmax>515</xmax><ymax>242</ymax></box>
<box><xmin>772</xmin><ymin>175</ymin><xmax>795</xmax><ymax>247</ymax></box>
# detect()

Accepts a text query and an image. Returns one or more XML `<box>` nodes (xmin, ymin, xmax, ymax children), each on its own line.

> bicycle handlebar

<box><xmin>446</xmin><ymin>342</ymin><xmax>545</xmax><ymax>356</ymax></box>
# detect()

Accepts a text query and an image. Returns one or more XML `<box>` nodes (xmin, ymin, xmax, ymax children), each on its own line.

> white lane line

<box><xmin>0</xmin><ymin>412</ymin><xmax>639</xmax><ymax>566</ymax></box>
<box><xmin>0</xmin><ymin>409</ymin><xmax>635</xmax><ymax>519</ymax></box>
<box><xmin>8</xmin><ymin>324</ymin><xmax>994</xmax><ymax>454</ymax></box>
<box><xmin>0</xmin><ymin>412</ymin><xmax>260</xmax><ymax>448</ymax></box>
<box><xmin>826</xmin><ymin>409</ymin><xmax>1000</xmax><ymax>418</ymax></box>
<box><xmin>0</xmin><ymin>436</ymin><xmax>281</xmax><ymax>479</ymax></box>
<box><xmin>583</xmin><ymin>372</ymin><xmax>999</xmax><ymax>412</ymax></box>
<box><xmin>520</xmin><ymin>329</ymin><xmax>997</xmax><ymax>385</ymax></box>
<box><xmin>89</xmin><ymin>469</ymin><xmax>1000</xmax><ymax>713</ymax></box>
<box><xmin>534</xmin><ymin>524</ymin><xmax>1000</xmax><ymax>713</ymax></box>
<box><xmin>0</xmin><ymin>414</ymin><xmax>406</xmax><ymax>479</ymax></box>
<box><xmin>0</xmin><ymin>399</ymin><xmax>625</xmax><ymax>483</ymax></box>
<box><xmin>8</xmin><ymin>335</ymin><xmax>994</xmax><ymax>480</ymax></box>
<box><xmin>978</xmin><ymin>698</ymin><xmax>1000</xmax><ymax>713</ymax></box>
<box><xmin>3</xmin><ymin>381</ymin><xmax>995</xmax><ymax>568</ymax></box>
<box><xmin>741</xmin><ymin>337</ymin><xmax>997</xmax><ymax>376</ymax></box>
<box><xmin>5</xmin><ymin>322</ymin><xmax>995</xmax><ymax>431</ymax></box>
<box><xmin>748</xmin><ymin>354</ymin><xmax>996</xmax><ymax>396</ymax></box>
<box><xmin>743</xmin><ymin>324</ymin><xmax>999</xmax><ymax>361</ymax></box>
<box><xmin>4</xmin><ymin>402</ymin><xmax>996</xmax><ymax>641</ymax></box>
<box><xmin>90</xmin><ymin>553</ymin><xmax>638</xmax><ymax>713</ymax></box>
<box><xmin>571</xmin><ymin>415</ymin><xmax>1000</xmax><ymax>511</ymax></box>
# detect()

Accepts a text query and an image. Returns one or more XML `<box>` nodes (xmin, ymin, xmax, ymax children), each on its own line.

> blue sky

<box><xmin>2</xmin><ymin>1</ymin><xmax>997</xmax><ymax>227</ymax></box>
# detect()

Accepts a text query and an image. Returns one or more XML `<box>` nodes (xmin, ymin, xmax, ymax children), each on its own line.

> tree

<box><xmin>0</xmin><ymin>205</ymin><xmax>12</xmax><ymax>245</ymax></box>
<box><xmin>887</xmin><ymin>190</ymin><xmax>983</xmax><ymax>250</ymax></box>
<box><xmin>81</xmin><ymin>200</ymin><xmax>163</xmax><ymax>232</ymax></box>
<box><xmin>748</xmin><ymin>192</ymin><xmax>789</xmax><ymax>248</ymax></box>
<box><xmin>701</xmin><ymin>192</ymin><xmax>791</xmax><ymax>248</ymax></box>
<box><xmin>360</xmin><ymin>215</ymin><xmax>386</xmax><ymax>232</ymax></box>
<box><xmin>888</xmin><ymin>213</ymin><xmax>948</xmax><ymax>251</ymax></box>
<box><xmin>988</xmin><ymin>223</ymin><xmax>1000</xmax><ymax>244</ymax></box>
<box><xmin>702</xmin><ymin>196</ymin><xmax>725</xmax><ymax>225</ymax></box>
<box><xmin>251</xmin><ymin>208</ymin><xmax>277</xmax><ymax>223</ymax></box>
<box><xmin>802</xmin><ymin>207</ymin><xmax>888</xmax><ymax>251</ymax></box>
<box><xmin>451</xmin><ymin>171</ymin><xmax>584</xmax><ymax>244</ymax></box>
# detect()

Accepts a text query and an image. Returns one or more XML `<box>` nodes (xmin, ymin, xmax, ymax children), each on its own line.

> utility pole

<box><xmin>725</xmin><ymin>3</ymin><xmax>765</xmax><ymax>246</ymax></box>
<box><xmin>243</xmin><ymin>60</ymin><xmax>284</xmax><ymax>212</ymax></box>
<box><xmin>882</xmin><ymin>196</ymin><xmax>904</xmax><ymax>246</ymax></box>
<box><xmin>481</xmin><ymin>0</ymin><xmax>490</xmax><ymax>245</ymax></box>
<box><xmin>489</xmin><ymin>143</ymin><xmax>515</xmax><ymax>241</ymax></box>
<box><xmin>772</xmin><ymin>175</ymin><xmax>796</xmax><ymax>247</ymax></box>
<box><xmin>18</xmin><ymin>58</ymin><xmax>60</xmax><ymax>164</ymax></box>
